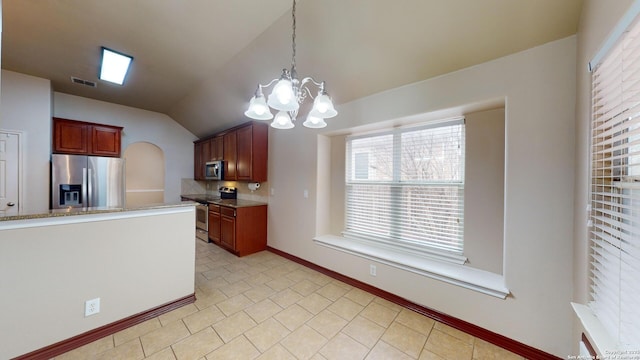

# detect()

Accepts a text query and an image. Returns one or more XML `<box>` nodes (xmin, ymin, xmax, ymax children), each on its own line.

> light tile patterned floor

<box><xmin>54</xmin><ymin>239</ymin><xmax>525</xmax><ymax>360</ymax></box>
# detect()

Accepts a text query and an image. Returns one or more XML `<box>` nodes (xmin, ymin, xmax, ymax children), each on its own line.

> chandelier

<box><xmin>244</xmin><ymin>0</ymin><xmax>337</xmax><ymax>129</ymax></box>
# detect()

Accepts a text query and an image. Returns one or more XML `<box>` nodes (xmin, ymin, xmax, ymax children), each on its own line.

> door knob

<box><xmin>7</xmin><ymin>202</ymin><xmax>15</xmax><ymax>206</ymax></box>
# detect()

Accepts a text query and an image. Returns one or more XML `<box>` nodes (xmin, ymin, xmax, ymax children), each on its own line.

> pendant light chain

<box><xmin>291</xmin><ymin>0</ymin><xmax>297</xmax><ymax>71</ymax></box>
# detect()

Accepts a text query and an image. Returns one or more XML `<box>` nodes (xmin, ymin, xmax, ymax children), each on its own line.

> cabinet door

<box><xmin>209</xmin><ymin>210</ymin><xmax>221</xmax><ymax>244</ymax></box>
<box><xmin>236</xmin><ymin>125</ymin><xmax>253</xmax><ymax>181</ymax></box>
<box><xmin>194</xmin><ymin>142</ymin><xmax>203</xmax><ymax>180</ymax></box>
<box><xmin>220</xmin><ymin>207</ymin><xmax>236</xmax><ymax>251</ymax></box>
<box><xmin>53</xmin><ymin>118</ymin><xmax>89</xmax><ymax>154</ymax></box>
<box><xmin>91</xmin><ymin>125</ymin><xmax>121</xmax><ymax>157</ymax></box>
<box><xmin>201</xmin><ymin>138</ymin><xmax>211</xmax><ymax>163</ymax></box>
<box><xmin>211</xmin><ymin>136</ymin><xmax>224</xmax><ymax>161</ymax></box>
<box><xmin>233</xmin><ymin>205</ymin><xmax>268</xmax><ymax>257</ymax></box>
<box><xmin>223</xmin><ymin>131</ymin><xmax>237</xmax><ymax>180</ymax></box>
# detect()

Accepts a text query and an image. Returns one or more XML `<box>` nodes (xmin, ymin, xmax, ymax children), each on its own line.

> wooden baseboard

<box><xmin>13</xmin><ymin>293</ymin><xmax>196</xmax><ymax>360</ymax></box>
<box><xmin>581</xmin><ymin>333</ymin><xmax>597</xmax><ymax>358</ymax></box>
<box><xmin>267</xmin><ymin>246</ymin><xmax>560</xmax><ymax>360</ymax></box>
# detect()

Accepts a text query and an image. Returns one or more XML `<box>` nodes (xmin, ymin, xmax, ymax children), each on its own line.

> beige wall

<box><xmin>54</xmin><ymin>92</ymin><xmax>197</xmax><ymax>204</ymax></box>
<box><xmin>0</xmin><ymin>70</ymin><xmax>51</xmax><ymax>213</ymax></box>
<box><xmin>0</xmin><ymin>207</ymin><xmax>195</xmax><ymax>359</ymax></box>
<box><xmin>462</xmin><ymin>108</ymin><xmax>505</xmax><ymax>274</ymax></box>
<box><xmin>267</xmin><ymin>36</ymin><xmax>576</xmax><ymax>356</ymax></box>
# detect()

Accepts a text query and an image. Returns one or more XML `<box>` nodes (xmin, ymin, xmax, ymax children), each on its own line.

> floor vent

<box><xmin>70</xmin><ymin>76</ymin><xmax>97</xmax><ymax>88</ymax></box>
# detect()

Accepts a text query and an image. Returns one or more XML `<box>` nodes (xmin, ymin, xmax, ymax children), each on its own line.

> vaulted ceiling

<box><xmin>2</xmin><ymin>0</ymin><xmax>583</xmax><ymax>138</ymax></box>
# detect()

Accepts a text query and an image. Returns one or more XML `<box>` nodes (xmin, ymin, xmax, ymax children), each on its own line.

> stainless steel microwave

<box><xmin>205</xmin><ymin>161</ymin><xmax>223</xmax><ymax>180</ymax></box>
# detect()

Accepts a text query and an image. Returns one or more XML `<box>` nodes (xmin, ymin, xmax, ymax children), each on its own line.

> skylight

<box><xmin>99</xmin><ymin>47</ymin><xmax>133</xmax><ymax>85</ymax></box>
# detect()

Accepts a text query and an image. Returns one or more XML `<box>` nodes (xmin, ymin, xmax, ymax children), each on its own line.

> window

<box><xmin>344</xmin><ymin>119</ymin><xmax>465</xmax><ymax>260</ymax></box>
<box><xmin>589</xmin><ymin>15</ymin><xmax>640</xmax><ymax>349</ymax></box>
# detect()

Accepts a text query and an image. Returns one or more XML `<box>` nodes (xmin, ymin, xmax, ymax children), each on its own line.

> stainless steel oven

<box><xmin>195</xmin><ymin>203</ymin><xmax>209</xmax><ymax>242</ymax></box>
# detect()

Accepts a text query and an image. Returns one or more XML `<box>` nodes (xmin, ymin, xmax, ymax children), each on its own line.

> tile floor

<box><xmin>54</xmin><ymin>239</ymin><xmax>525</xmax><ymax>360</ymax></box>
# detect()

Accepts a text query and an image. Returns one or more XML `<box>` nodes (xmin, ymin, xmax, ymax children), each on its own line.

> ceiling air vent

<box><xmin>70</xmin><ymin>76</ymin><xmax>97</xmax><ymax>88</ymax></box>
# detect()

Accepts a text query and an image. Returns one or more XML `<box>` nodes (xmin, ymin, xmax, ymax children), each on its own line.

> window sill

<box><xmin>571</xmin><ymin>302</ymin><xmax>618</xmax><ymax>356</ymax></box>
<box><xmin>313</xmin><ymin>234</ymin><xmax>510</xmax><ymax>299</ymax></box>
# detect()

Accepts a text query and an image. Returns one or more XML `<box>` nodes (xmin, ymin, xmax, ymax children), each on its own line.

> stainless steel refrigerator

<box><xmin>51</xmin><ymin>154</ymin><xmax>125</xmax><ymax>209</ymax></box>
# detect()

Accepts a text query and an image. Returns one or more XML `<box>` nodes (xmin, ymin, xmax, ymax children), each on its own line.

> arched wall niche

<box><xmin>123</xmin><ymin>141</ymin><xmax>165</xmax><ymax>207</ymax></box>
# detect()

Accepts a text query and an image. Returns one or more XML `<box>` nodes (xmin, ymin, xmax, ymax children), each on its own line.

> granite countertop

<box><xmin>181</xmin><ymin>194</ymin><xmax>267</xmax><ymax>208</ymax></box>
<box><xmin>0</xmin><ymin>202</ymin><xmax>196</xmax><ymax>222</ymax></box>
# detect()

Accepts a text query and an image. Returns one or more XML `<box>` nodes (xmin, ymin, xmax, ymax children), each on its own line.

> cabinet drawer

<box><xmin>221</xmin><ymin>206</ymin><xmax>236</xmax><ymax>217</ymax></box>
<box><xmin>208</xmin><ymin>204</ymin><xmax>220</xmax><ymax>213</ymax></box>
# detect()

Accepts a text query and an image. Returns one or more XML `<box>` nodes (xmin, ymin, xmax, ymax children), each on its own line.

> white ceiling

<box><xmin>2</xmin><ymin>0</ymin><xmax>583</xmax><ymax>137</ymax></box>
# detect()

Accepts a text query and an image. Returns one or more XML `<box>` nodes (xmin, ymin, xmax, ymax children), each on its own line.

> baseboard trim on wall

<box><xmin>13</xmin><ymin>293</ymin><xmax>196</xmax><ymax>360</ymax></box>
<box><xmin>267</xmin><ymin>246</ymin><xmax>560</xmax><ymax>360</ymax></box>
<box><xmin>581</xmin><ymin>333</ymin><xmax>597</xmax><ymax>358</ymax></box>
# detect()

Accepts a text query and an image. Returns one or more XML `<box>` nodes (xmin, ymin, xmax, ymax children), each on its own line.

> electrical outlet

<box><xmin>369</xmin><ymin>264</ymin><xmax>377</xmax><ymax>277</ymax></box>
<box><xmin>303</xmin><ymin>190</ymin><xmax>309</xmax><ymax>198</ymax></box>
<box><xmin>85</xmin><ymin>298</ymin><xmax>100</xmax><ymax>317</ymax></box>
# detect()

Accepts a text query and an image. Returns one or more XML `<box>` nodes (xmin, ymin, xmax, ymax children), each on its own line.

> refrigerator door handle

<box><xmin>82</xmin><ymin>167</ymin><xmax>88</xmax><ymax>208</ymax></box>
<box><xmin>87</xmin><ymin>168</ymin><xmax>93</xmax><ymax>208</ymax></box>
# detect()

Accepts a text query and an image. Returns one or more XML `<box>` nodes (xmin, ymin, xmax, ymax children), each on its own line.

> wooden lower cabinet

<box><xmin>208</xmin><ymin>204</ymin><xmax>221</xmax><ymax>244</ymax></box>
<box><xmin>220</xmin><ymin>206</ymin><xmax>236</xmax><ymax>250</ymax></box>
<box><xmin>209</xmin><ymin>204</ymin><xmax>267</xmax><ymax>257</ymax></box>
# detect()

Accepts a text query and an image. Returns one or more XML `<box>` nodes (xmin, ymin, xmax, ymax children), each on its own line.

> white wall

<box><xmin>53</xmin><ymin>92</ymin><xmax>197</xmax><ymax>203</ymax></box>
<box><xmin>267</xmin><ymin>36</ymin><xmax>576</xmax><ymax>356</ymax></box>
<box><xmin>0</xmin><ymin>70</ymin><xmax>51</xmax><ymax>213</ymax></box>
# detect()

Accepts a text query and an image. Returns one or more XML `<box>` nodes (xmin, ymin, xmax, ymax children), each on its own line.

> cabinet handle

<box><xmin>7</xmin><ymin>202</ymin><xmax>15</xmax><ymax>207</ymax></box>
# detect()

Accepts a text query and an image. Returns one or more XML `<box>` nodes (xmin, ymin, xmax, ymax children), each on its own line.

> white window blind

<box><xmin>345</xmin><ymin>119</ymin><xmax>465</xmax><ymax>258</ymax></box>
<box><xmin>590</xmin><ymin>15</ymin><xmax>640</xmax><ymax>349</ymax></box>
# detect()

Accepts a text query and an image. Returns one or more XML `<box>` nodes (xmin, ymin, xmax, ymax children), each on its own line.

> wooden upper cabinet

<box><xmin>236</xmin><ymin>125</ymin><xmax>252</xmax><ymax>181</ymax></box>
<box><xmin>53</xmin><ymin>118</ymin><xmax>90</xmax><ymax>154</ymax></box>
<box><xmin>223</xmin><ymin>131</ymin><xmax>237</xmax><ymax>180</ymax></box>
<box><xmin>193</xmin><ymin>135</ymin><xmax>224</xmax><ymax>180</ymax></box>
<box><xmin>194</xmin><ymin>141</ymin><xmax>204</xmax><ymax>180</ymax></box>
<box><xmin>91</xmin><ymin>125</ymin><xmax>121</xmax><ymax>156</ymax></box>
<box><xmin>236</xmin><ymin>122</ymin><xmax>268</xmax><ymax>182</ymax></box>
<box><xmin>194</xmin><ymin>121</ymin><xmax>268</xmax><ymax>182</ymax></box>
<box><xmin>53</xmin><ymin>117</ymin><xmax>122</xmax><ymax>157</ymax></box>
<box><xmin>211</xmin><ymin>136</ymin><xmax>224</xmax><ymax>161</ymax></box>
<box><xmin>201</xmin><ymin>138</ymin><xmax>212</xmax><ymax>164</ymax></box>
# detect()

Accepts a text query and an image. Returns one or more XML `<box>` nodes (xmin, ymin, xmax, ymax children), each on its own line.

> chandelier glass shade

<box><xmin>244</xmin><ymin>0</ymin><xmax>337</xmax><ymax>129</ymax></box>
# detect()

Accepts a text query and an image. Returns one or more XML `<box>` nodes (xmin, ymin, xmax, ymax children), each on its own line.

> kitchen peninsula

<box><xmin>0</xmin><ymin>203</ymin><xmax>196</xmax><ymax>360</ymax></box>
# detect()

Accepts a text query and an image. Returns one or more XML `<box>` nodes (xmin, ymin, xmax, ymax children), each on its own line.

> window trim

<box><xmin>340</xmin><ymin>230</ymin><xmax>467</xmax><ymax>265</ymax></box>
<box><xmin>313</xmin><ymin>234</ymin><xmax>509</xmax><ymax>299</ymax></box>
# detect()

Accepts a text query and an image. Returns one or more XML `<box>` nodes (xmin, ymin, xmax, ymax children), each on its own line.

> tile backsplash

<box><xmin>181</xmin><ymin>178</ymin><xmax>269</xmax><ymax>203</ymax></box>
<box><xmin>181</xmin><ymin>178</ymin><xmax>207</xmax><ymax>195</ymax></box>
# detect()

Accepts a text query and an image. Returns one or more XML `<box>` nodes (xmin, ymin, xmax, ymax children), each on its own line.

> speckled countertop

<box><xmin>180</xmin><ymin>194</ymin><xmax>267</xmax><ymax>208</ymax></box>
<box><xmin>0</xmin><ymin>202</ymin><xmax>196</xmax><ymax>222</ymax></box>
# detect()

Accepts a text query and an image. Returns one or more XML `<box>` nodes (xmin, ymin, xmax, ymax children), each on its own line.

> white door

<box><xmin>0</xmin><ymin>131</ymin><xmax>20</xmax><ymax>216</ymax></box>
